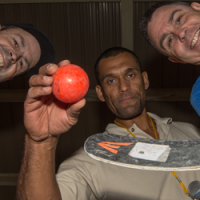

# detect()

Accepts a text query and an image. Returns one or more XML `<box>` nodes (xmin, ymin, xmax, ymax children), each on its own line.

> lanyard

<box><xmin>114</xmin><ymin>114</ymin><xmax>191</xmax><ymax>198</ymax></box>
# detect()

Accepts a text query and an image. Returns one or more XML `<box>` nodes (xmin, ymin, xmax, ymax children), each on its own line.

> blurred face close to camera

<box><xmin>0</xmin><ymin>26</ymin><xmax>41</xmax><ymax>82</ymax></box>
<box><xmin>148</xmin><ymin>3</ymin><xmax>200</xmax><ymax>65</ymax></box>
<box><xmin>96</xmin><ymin>52</ymin><xmax>149</xmax><ymax>119</ymax></box>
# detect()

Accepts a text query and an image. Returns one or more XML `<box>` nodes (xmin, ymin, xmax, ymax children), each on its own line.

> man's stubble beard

<box><xmin>114</xmin><ymin>94</ymin><xmax>145</xmax><ymax>119</ymax></box>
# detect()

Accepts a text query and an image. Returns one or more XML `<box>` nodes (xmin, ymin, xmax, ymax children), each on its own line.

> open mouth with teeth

<box><xmin>0</xmin><ymin>53</ymin><xmax>4</xmax><ymax>68</ymax></box>
<box><xmin>191</xmin><ymin>28</ymin><xmax>200</xmax><ymax>49</ymax></box>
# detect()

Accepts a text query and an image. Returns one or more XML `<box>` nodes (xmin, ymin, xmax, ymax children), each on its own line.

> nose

<box><xmin>175</xmin><ymin>27</ymin><xmax>187</xmax><ymax>42</ymax></box>
<box><xmin>9</xmin><ymin>50</ymin><xmax>21</xmax><ymax>63</ymax></box>
<box><xmin>119</xmin><ymin>79</ymin><xmax>130</xmax><ymax>92</ymax></box>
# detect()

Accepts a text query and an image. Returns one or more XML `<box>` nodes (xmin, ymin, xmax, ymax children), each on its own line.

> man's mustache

<box><xmin>118</xmin><ymin>92</ymin><xmax>140</xmax><ymax>102</ymax></box>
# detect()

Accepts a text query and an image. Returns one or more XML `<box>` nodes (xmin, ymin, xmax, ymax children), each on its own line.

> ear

<box><xmin>191</xmin><ymin>2</ymin><xmax>200</xmax><ymax>11</ymax></box>
<box><xmin>95</xmin><ymin>85</ymin><xmax>105</xmax><ymax>102</ymax></box>
<box><xmin>168</xmin><ymin>57</ymin><xmax>186</xmax><ymax>64</ymax></box>
<box><xmin>142</xmin><ymin>71</ymin><xmax>149</xmax><ymax>90</ymax></box>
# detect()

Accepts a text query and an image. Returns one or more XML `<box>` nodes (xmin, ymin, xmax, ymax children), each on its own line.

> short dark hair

<box><xmin>94</xmin><ymin>47</ymin><xmax>142</xmax><ymax>85</ymax></box>
<box><xmin>140</xmin><ymin>1</ymin><xmax>190</xmax><ymax>48</ymax></box>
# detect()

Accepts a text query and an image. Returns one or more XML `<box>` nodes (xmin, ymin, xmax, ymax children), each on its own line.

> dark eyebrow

<box><xmin>125</xmin><ymin>67</ymin><xmax>139</xmax><ymax>74</ymax></box>
<box><xmin>101</xmin><ymin>67</ymin><xmax>139</xmax><ymax>82</ymax></box>
<box><xmin>101</xmin><ymin>72</ymin><xmax>114</xmax><ymax>83</ymax></box>
<box><xmin>160</xmin><ymin>33</ymin><xmax>168</xmax><ymax>50</ymax></box>
<box><xmin>14</xmin><ymin>33</ymin><xmax>25</xmax><ymax>48</ymax></box>
<box><xmin>160</xmin><ymin>9</ymin><xmax>182</xmax><ymax>50</ymax></box>
<box><xmin>169</xmin><ymin>9</ymin><xmax>181</xmax><ymax>24</ymax></box>
<box><xmin>24</xmin><ymin>56</ymin><xmax>30</xmax><ymax>69</ymax></box>
<box><xmin>14</xmin><ymin>34</ymin><xmax>30</xmax><ymax>69</ymax></box>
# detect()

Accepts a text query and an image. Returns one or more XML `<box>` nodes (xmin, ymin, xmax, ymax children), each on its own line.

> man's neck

<box><xmin>115</xmin><ymin>109</ymin><xmax>159</xmax><ymax>139</ymax></box>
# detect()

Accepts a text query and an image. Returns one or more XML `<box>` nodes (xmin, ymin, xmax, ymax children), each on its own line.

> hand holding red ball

<box><xmin>52</xmin><ymin>64</ymin><xmax>89</xmax><ymax>103</ymax></box>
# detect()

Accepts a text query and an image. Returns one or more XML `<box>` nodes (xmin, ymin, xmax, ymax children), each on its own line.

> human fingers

<box><xmin>29</xmin><ymin>63</ymin><xmax>59</xmax><ymax>87</ymax></box>
<box><xmin>58</xmin><ymin>60</ymin><xmax>71</xmax><ymax>67</ymax></box>
<box><xmin>29</xmin><ymin>74</ymin><xmax>54</xmax><ymax>88</ymax></box>
<box><xmin>38</xmin><ymin>63</ymin><xmax>58</xmax><ymax>76</ymax></box>
<box><xmin>26</xmin><ymin>86</ymin><xmax>52</xmax><ymax>104</ymax></box>
<box><xmin>66</xmin><ymin>98</ymin><xmax>86</xmax><ymax>120</ymax></box>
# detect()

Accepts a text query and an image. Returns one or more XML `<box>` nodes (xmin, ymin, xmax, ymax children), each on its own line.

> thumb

<box><xmin>58</xmin><ymin>60</ymin><xmax>71</xmax><ymax>67</ymax></box>
<box><xmin>66</xmin><ymin>98</ymin><xmax>86</xmax><ymax>119</ymax></box>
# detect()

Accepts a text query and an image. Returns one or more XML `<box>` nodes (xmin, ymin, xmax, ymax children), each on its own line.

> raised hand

<box><xmin>24</xmin><ymin>60</ymin><xmax>86</xmax><ymax>142</ymax></box>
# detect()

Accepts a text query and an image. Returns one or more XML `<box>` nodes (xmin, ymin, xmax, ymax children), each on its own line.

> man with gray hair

<box><xmin>140</xmin><ymin>1</ymin><xmax>200</xmax><ymax>115</ymax></box>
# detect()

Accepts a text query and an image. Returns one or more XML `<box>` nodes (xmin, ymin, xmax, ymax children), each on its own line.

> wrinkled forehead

<box><xmin>1</xmin><ymin>26</ymin><xmax>26</xmax><ymax>35</ymax></box>
<box><xmin>99</xmin><ymin>52</ymin><xmax>140</xmax><ymax>71</ymax></box>
<box><xmin>148</xmin><ymin>4</ymin><xmax>191</xmax><ymax>50</ymax></box>
<box><xmin>149</xmin><ymin>3</ymin><xmax>192</xmax><ymax>25</ymax></box>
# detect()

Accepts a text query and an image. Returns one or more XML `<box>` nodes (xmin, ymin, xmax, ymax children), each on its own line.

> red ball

<box><xmin>52</xmin><ymin>64</ymin><xmax>89</xmax><ymax>103</ymax></box>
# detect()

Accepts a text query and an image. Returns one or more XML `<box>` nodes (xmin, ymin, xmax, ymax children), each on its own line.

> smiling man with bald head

<box><xmin>0</xmin><ymin>24</ymin><xmax>55</xmax><ymax>82</ymax></box>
